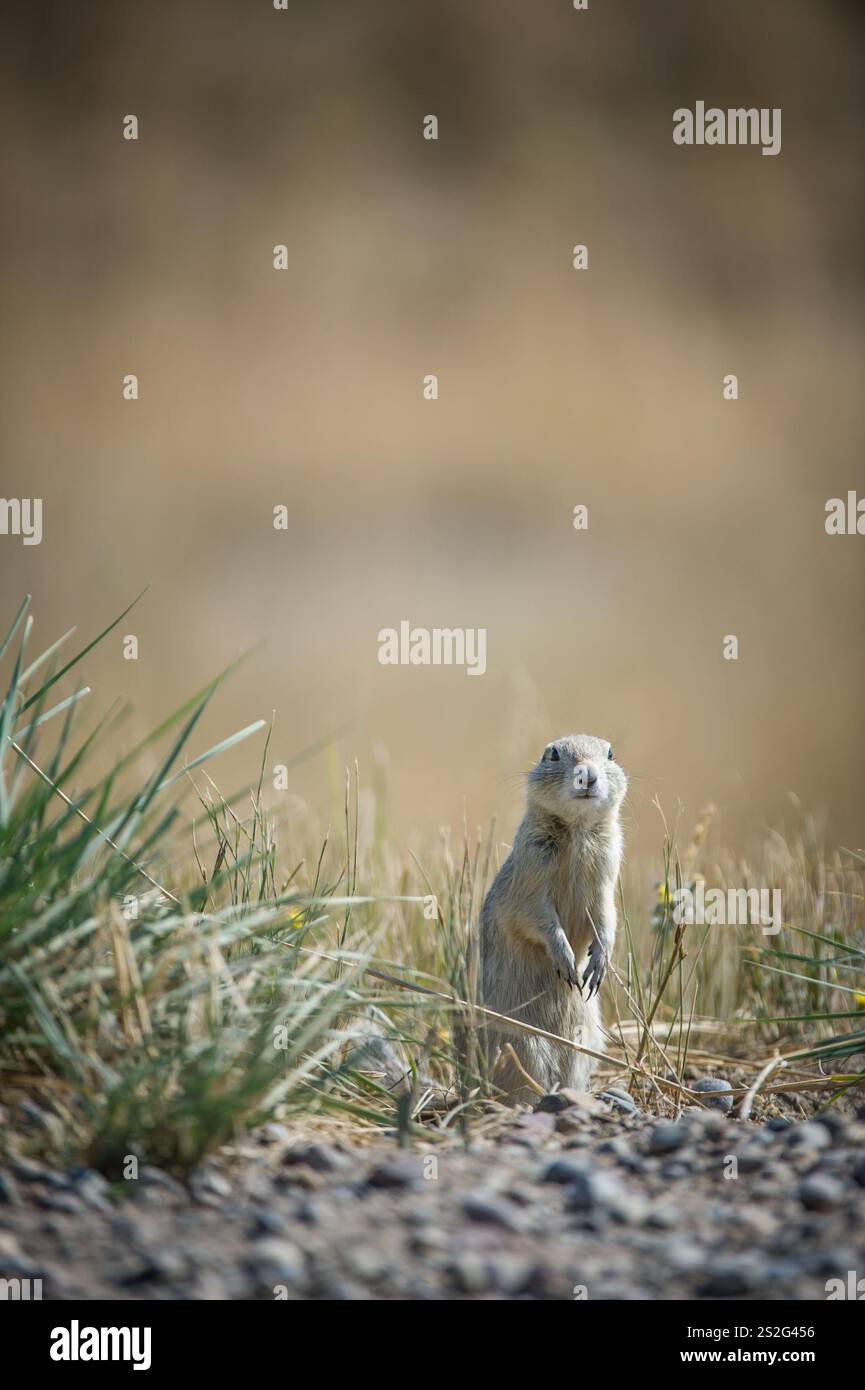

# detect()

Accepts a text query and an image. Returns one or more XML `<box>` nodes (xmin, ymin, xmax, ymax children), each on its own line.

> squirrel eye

<box><xmin>549</xmin><ymin>747</ymin><xmax>560</xmax><ymax>762</ymax></box>
<box><xmin>608</xmin><ymin>746</ymin><xmax>614</xmax><ymax>760</ymax></box>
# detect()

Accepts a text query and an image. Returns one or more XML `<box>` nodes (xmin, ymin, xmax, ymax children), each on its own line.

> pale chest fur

<box><xmin>551</xmin><ymin>823</ymin><xmax>620</xmax><ymax>950</ymax></box>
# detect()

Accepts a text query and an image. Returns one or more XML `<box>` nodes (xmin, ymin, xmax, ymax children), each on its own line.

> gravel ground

<box><xmin>2</xmin><ymin>1085</ymin><xmax>864</xmax><ymax>1301</ymax></box>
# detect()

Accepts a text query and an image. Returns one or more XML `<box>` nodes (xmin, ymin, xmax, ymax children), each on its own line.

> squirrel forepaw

<box><xmin>582</xmin><ymin>942</ymin><xmax>608</xmax><ymax>998</ymax></box>
<box><xmin>556</xmin><ymin>962</ymin><xmax>581</xmax><ymax>990</ymax></box>
<box><xmin>551</xmin><ymin>935</ymin><xmax>581</xmax><ymax>990</ymax></box>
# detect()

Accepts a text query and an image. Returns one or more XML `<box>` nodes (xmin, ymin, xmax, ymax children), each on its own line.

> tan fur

<box><xmin>480</xmin><ymin>733</ymin><xmax>626</xmax><ymax>1104</ymax></box>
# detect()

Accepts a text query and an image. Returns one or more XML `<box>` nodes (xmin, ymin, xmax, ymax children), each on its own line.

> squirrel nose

<box><xmin>576</xmin><ymin>762</ymin><xmax>598</xmax><ymax>787</ymax></box>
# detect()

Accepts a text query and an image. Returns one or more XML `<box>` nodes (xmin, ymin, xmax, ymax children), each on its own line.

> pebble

<box><xmin>282</xmin><ymin>1142</ymin><xmax>348</xmax><ymax>1174</ymax></box>
<box><xmin>534</xmin><ymin>1092</ymin><xmax>572</xmax><ymax>1114</ymax></box>
<box><xmin>118</xmin><ymin>1246</ymin><xmax>189</xmax><ymax>1285</ymax></box>
<box><xmin>786</xmin><ymin>1121</ymin><xmax>832</xmax><ymax>1151</ymax></box>
<box><xmin>598</xmin><ymin>1136</ymin><xmax>633</xmax><ymax>1160</ymax></box>
<box><xmin>692</xmin><ymin>1076</ymin><xmax>734</xmax><ymax>1114</ymax></box>
<box><xmin>601</xmin><ymin>1088</ymin><xmax>640</xmax><ymax>1116</ymax></box>
<box><xmin>36</xmin><ymin>1191</ymin><xmax>85</xmax><ymax>1215</ymax></box>
<box><xmin>798</xmin><ymin>1174</ymin><xmax>845</xmax><ymax>1211</ymax></box>
<box><xmin>346</xmin><ymin>1246</ymin><xmax>389</xmax><ymax>1283</ymax></box>
<box><xmin>190</xmin><ymin>1169</ymin><xmax>232</xmax><ymax>1203</ymax></box>
<box><xmin>696</xmin><ymin>1255</ymin><xmax>767</xmax><ymax>1297</ymax></box>
<box><xmin>660</xmin><ymin>1158</ymin><xmax>693</xmax><ymax>1180</ymax></box>
<box><xmin>0</xmin><ymin>1169</ymin><xmax>20</xmax><ymax>1205</ymax></box>
<box><xmin>138</xmin><ymin>1166</ymin><xmax>187</xmax><ymax>1197</ymax></box>
<box><xmin>645</xmin><ymin>1203</ymin><xmax>677</xmax><ymax>1229</ymax></box>
<box><xmin>566</xmin><ymin>1168</ymin><xmax>645</xmax><ymax>1224</ymax></box>
<box><xmin>462</xmin><ymin>1191</ymin><xmax>524</xmax><ymax>1233</ymax></box>
<box><xmin>733</xmin><ymin>1204</ymin><xmax>778</xmax><ymax>1239</ymax></box>
<box><xmin>366</xmin><ymin>1155</ymin><xmax>425</xmax><ymax>1190</ymax></box>
<box><xmin>408</xmin><ymin>1226</ymin><xmax>449</xmax><ymax>1257</ymax></box>
<box><xmin>541</xmin><ymin>1156</ymin><xmax>592</xmax><ymax>1185</ymax></box>
<box><xmin>249</xmin><ymin>1237</ymin><xmax>307</xmax><ymax>1290</ymax></box>
<box><xmin>492</xmin><ymin>1254</ymin><xmax>534</xmax><ymax>1295</ymax></box>
<box><xmin>10</xmin><ymin>1157</ymin><xmax>67</xmax><ymax>1186</ymax></box>
<box><xmin>813</xmin><ymin>1112</ymin><xmax>846</xmax><ymax>1140</ymax></box>
<box><xmin>648</xmin><ymin>1121</ymin><xmax>690</xmax><ymax>1154</ymax></box>
<box><xmin>665</xmin><ymin>1239</ymin><xmax>706</xmax><ymax>1273</ymax></box>
<box><xmin>731</xmin><ymin>1147</ymin><xmax>765</xmax><ymax>1174</ymax></box>
<box><xmin>448</xmin><ymin>1252</ymin><xmax>492</xmax><ymax>1295</ymax></box>
<box><xmin>250</xmin><ymin>1206</ymin><xmax>288</xmax><ymax>1236</ymax></box>
<box><xmin>68</xmin><ymin>1167</ymin><xmax>112</xmax><ymax>1212</ymax></box>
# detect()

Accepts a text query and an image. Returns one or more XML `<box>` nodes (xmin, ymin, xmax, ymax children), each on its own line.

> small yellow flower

<box><xmin>854</xmin><ymin>992</ymin><xmax>865</xmax><ymax>1008</ymax></box>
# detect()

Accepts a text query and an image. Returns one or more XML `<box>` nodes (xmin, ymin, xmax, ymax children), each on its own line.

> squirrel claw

<box><xmin>582</xmin><ymin>947</ymin><xmax>607</xmax><ymax>998</ymax></box>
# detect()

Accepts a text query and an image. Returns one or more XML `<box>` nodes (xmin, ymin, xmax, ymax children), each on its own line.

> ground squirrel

<box><xmin>480</xmin><ymin>733</ymin><xmax>627</xmax><ymax>1104</ymax></box>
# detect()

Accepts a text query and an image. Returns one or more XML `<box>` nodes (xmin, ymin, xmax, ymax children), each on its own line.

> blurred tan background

<box><xmin>2</xmin><ymin>0</ymin><xmax>864</xmax><ymax>859</ymax></box>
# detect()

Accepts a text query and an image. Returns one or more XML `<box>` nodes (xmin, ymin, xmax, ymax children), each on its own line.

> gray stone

<box><xmin>282</xmin><ymin>1141</ymin><xmax>348</xmax><ymax>1174</ymax></box>
<box><xmin>660</xmin><ymin>1159</ymin><xmax>694</xmax><ymax>1180</ymax></box>
<box><xmin>250</xmin><ymin>1207</ymin><xmax>288</xmax><ymax>1236</ymax></box>
<box><xmin>665</xmin><ymin>1239</ymin><xmax>706</xmax><ymax>1273</ymax></box>
<box><xmin>534</xmin><ymin>1092</ymin><xmax>572</xmax><ymax>1114</ymax></box>
<box><xmin>249</xmin><ymin>1237</ymin><xmax>306</xmax><ymax>1289</ymax></box>
<box><xmin>138</xmin><ymin>1166</ymin><xmax>187</xmax><ymax>1197</ymax></box>
<box><xmin>10</xmin><ymin>1157</ymin><xmax>67</xmax><ymax>1186</ymax></box>
<box><xmin>542</xmin><ymin>1156</ymin><xmax>592</xmax><ymax>1185</ymax></box>
<box><xmin>813</xmin><ymin>1112</ymin><xmax>846</xmax><ymax>1140</ymax></box>
<box><xmin>0</xmin><ymin>1169</ymin><xmax>20</xmax><ymax>1205</ymax></box>
<box><xmin>566</xmin><ymin>1168</ymin><xmax>645</xmax><ymax>1223</ymax></box>
<box><xmin>346</xmin><ymin>1246</ymin><xmax>389</xmax><ymax>1283</ymax></box>
<box><xmin>366</xmin><ymin>1155</ymin><xmax>425</xmax><ymax>1190</ymax></box>
<box><xmin>648</xmin><ymin>1121</ymin><xmax>690</xmax><ymax>1154</ymax></box>
<box><xmin>190</xmin><ymin>1169</ymin><xmax>232</xmax><ymax>1202</ymax></box>
<box><xmin>786</xmin><ymin>1122</ymin><xmax>832</xmax><ymax>1151</ymax></box>
<box><xmin>697</xmin><ymin>1255</ymin><xmax>767</xmax><ymax>1297</ymax></box>
<box><xmin>732</xmin><ymin>1147</ymin><xmax>766</xmax><ymax>1174</ymax></box>
<box><xmin>408</xmin><ymin>1226</ymin><xmax>449</xmax><ymax>1257</ymax></box>
<box><xmin>692</xmin><ymin>1076</ymin><xmax>734</xmax><ymax>1114</ymax></box>
<box><xmin>492</xmin><ymin>1254</ymin><xmax>534</xmax><ymax>1295</ymax></box>
<box><xmin>68</xmin><ymin>1167</ymin><xmax>112</xmax><ymax>1211</ymax></box>
<box><xmin>448</xmin><ymin>1252</ymin><xmax>492</xmax><ymax>1295</ymax></box>
<box><xmin>601</xmin><ymin>1089</ymin><xmax>641</xmax><ymax>1116</ymax></box>
<box><xmin>462</xmin><ymin>1191</ymin><xmax>524</xmax><ymax>1233</ymax></box>
<box><xmin>645</xmin><ymin>1204</ymin><xmax>677</xmax><ymax>1229</ymax></box>
<box><xmin>799</xmin><ymin>1174</ymin><xmax>845</xmax><ymax>1211</ymax></box>
<box><xmin>36</xmin><ymin>1191</ymin><xmax>85</xmax><ymax>1215</ymax></box>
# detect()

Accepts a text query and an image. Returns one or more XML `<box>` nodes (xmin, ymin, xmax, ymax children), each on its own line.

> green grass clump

<box><xmin>0</xmin><ymin>596</ymin><xmax>409</xmax><ymax>1172</ymax></box>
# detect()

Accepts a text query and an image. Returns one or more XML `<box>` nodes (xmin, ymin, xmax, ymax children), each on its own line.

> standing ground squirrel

<box><xmin>480</xmin><ymin>733</ymin><xmax>627</xmax><ymax>1104</ymax></box>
